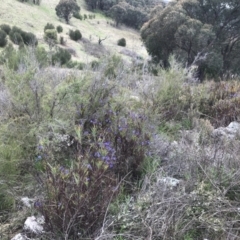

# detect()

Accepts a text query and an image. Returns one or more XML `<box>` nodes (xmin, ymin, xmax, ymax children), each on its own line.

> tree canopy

<box><xmin>141</xmin><ymin>0</ymin><xmax>240</xmax><ymax>79</ymax></box>
<box><xmin>55</xmin><ymin>0</ymin><xmax>80</xmax><ymax>24</ymax></box>
<box><xmin>85</xmin><ymin>0</ymin><xmax>165</xmax><ymax>29</ymax></box>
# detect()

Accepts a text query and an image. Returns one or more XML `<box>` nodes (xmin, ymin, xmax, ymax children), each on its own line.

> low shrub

<box><xmin>0</xmin><ymin>30</ymin><xmax>7</xmax><ymax>47</ymax></box>
<box><xmin>9</xmin><ymin>26</ymin><xmax>24</xmax><ymax>45</ymax></box>
<box><xmin>9</xmin><ymin>26</ymin><xmax>37</xmax><ymax>46</ymax></box>
<box><xmin>117</xmin><ymin>38</ymin><xmax>126</xmax><ymax>47</ymax></box>
<box><xmin>52</xmin><ymin>47</ymin><xmax>71</xmax><ymax>65</ymax></box>
<box><xmin>73</xmin><ymin>12</ymin><xmax>82</xmax><ymax>20</ymax></box>
<box><xmin>196</xmin><ymin>81</ymin><xmax>240</xmax><ymax>127</ymax></box>
<box><xmin>21</xmin><ymin>31</ymin><xmax>38</xmax><ymax>46</ymax></box>
<box><xmin>59</xmin><ymin>36</ymin><xmax>65</xmax><ymax>45</ymax></box>
<box><xmin>56</xmin><ymin>25</ymin><xmax>63</xmax><ymax>33</ymax></box>
<box><xmin>91</xmin><ymin>60</ymin><xmax>100</xmax><ymax>69</ymax></box>
<box><xmin>69</xmin><ymin>29</ymin><xmax>82</xmax><ymax>41</ymax></box>
<box><xmin>0</xmin><ymin>24</ymin><xmax>11</xmax><ymax>35</ymax></box>
<box><xmin>44</xmin><ymin>29</ymin><xmax>57</xmax><ymax>47</ymax></box>
<box><xmin>44</xmin><ymin>23</ymin><xmax>55</xmax><ymax>32</ymax></box>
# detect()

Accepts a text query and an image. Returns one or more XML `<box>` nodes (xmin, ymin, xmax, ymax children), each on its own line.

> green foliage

<box><xmin>196</xmin><ymin>81</ymin><xmax>240</xmax><ymax>127</ymax></box>
<box><xmin>110</xmin><ymin>3</ymin><xmax>127</xmax><ymax>27</ymax></box>
<box><xmin>52</xmin><ymin>47</ymin><xmax>71</xmax><ymax>65</ymax></box>
<box><xmin>69</xmin><ymin>29</ymin><xmax>82</xmax><ymax>41</ymax></box>
<box><xmin>65</xmin><ymin>60</ymin><xmax>85</xmax><ymax>70</ymax></box>
<box><xmin>56</xmin><ymin>25</ymin><xmax>63</xmax><ymax>33</ymax></box>
<box><xmin>90</xmin><ymin>60</ymin><xmax>100</xmax><ymax>69</ymax></box>
<box><xmin>117</xmin><ymin>38</ymin><xmax>126</xmax><ymax>47</ymax></box>
<box><xmin>44</xmin><ymin>29</ymin><xmax>57</xmax><ymax>48</ymax></box>
<box><xmin>44</xmin><ymin>23</ymin><xmax>55</xmax><ymax>32</ymax></box>
<box><xmin>55</xmin><ymin>0</ymin><xmax>80</xmax><ymax>24</ymax></box>
<box><xmin>9</xmin><ymin>26</ymin><xmax>37</xmax><ymax>46</ymax></box>
<box><xmin>0</xmin><ymin>30</ymin><xmax>7</xmax><ymax>47</ymax></box>
<box><xmin>9</xmin><ymin>26</ymin><xmax>24</xmax><ymax>45</ymax></box>
<box><xmin>0</xmin><ymin>24</ymin><xmax>11</xmax><ymax>35</ymax></box>
<box><xmin>73</xmin><ymin>11</ymin><xmax>82</xmax><ymax>20</ymax></box>
<box><xmin>141</xmin><ymin>0</ymin><xmax>240</xmax><ymax>79</ymax></box>
<box><xmin>21</xmin><ymin>31</ymin><xmax>38</xmax><ymax>46</ymax></box>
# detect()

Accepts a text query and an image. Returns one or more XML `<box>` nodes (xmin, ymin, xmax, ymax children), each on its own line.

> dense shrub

<box><xmin>196</xmin><ymin>81</ymin><xmax>240</xmax><ymax>127</ymax></box>
<box><xmin>44</xmin><ymin>23</ymin><xmax>55</xmax><ymax>32</ymax></box>
<box><xmin>56</xmin><ymin>25</ymin><xmax>63</xmax><ymax>33</ymax></box>
<box><xmin>9</xmin><ymin>26</ymin><xmax>37</xmax><ymax>46</ymax></box>
<box><xmin>0</xmin><ymin>30</ymin><xmax>7</xmax><ymax>47</ymax></box>
<box><xmin>9</xmin><ymin>26</ymin><xmax>24</xmax><ymax>45</ymax></box>
<box><xmin>117</xmin><ymin>38</ymin><xmax>126</xmax><ymax>47</ymax></box>
<box><xmin>69</xmin><ymin>29</ymin><xmax>82</xmax><ymax>41</ymax></box>
<box><xmin>21</xmin><ymin>31</ymin><xmax>38</xmax><ymax>46</ymax></box>
<box><xmin>44</xmin><ymin>29</ymin><xmax>57</xmax><ymax>48</ymax></box>
<box><xmin>0</xmin><ymin>24</ymin><xmax>11</xmax><ymax>35</ymax></box>
<box><xmin>73</xmin><ymin>11</ymin><xmax>82</xmax><ymax>20</ymax></box>
<box><xmin>52</xmin><ymin>47</ymin><xmax>71</xmax><ymax>65</ymax></box>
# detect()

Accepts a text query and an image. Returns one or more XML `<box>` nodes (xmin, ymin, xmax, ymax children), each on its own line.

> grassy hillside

<box><xmin>0</xmin><ymin>0</ymin><xmax>148</xmax><ymax>62</ymax></box>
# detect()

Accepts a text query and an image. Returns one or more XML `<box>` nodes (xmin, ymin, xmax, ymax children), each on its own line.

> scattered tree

<box><xmin>109</xmin><ymin>3</ymin><xmax>127</xmax><ymax>27</ymax></box>
<box><xmin>141</xmin><ymin>0</ymin><xmax>240</xmax><ymax>79</ymax></box>
<box><xmin>55</xmin><ymin>0</ymin><xmax>80</xmax><ymax>24</ymax></box>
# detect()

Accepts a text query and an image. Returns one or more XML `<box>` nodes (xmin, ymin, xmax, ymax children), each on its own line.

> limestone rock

<box><xmin>23</xmin><ymin>216</ymin><xmax>44</xmax><ymax>235</ymax></box>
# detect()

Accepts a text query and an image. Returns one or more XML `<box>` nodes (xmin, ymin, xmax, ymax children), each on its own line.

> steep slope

<box><xmin>0</xmin><ymin>0</ymin><xmax>148</xmax><ymax>62</ymax></box>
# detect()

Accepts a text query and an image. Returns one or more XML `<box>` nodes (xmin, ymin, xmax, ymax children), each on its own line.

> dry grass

<box><xmin>0</xmin><ymin>0</ymin><xmax>148</xmax><ymax>62</ymax></box>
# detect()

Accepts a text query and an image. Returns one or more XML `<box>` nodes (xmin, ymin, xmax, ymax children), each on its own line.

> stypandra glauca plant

<box><xmin>35</xmin><ymin>57</ymin><xmax>150</xmax><ymax>238</ymax></box>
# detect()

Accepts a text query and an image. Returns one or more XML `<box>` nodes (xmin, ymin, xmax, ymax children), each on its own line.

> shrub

<box><xmin>0</xmin><ymin>30</ymin><xmax>7</xmax><ymax>47</ymax></box>
<box><xmin>69</xmin><ymin>29</ymin><xmax>82</xmax><ymax>41</ymax></box>
<box><xmin>52</xmin><ymin>47</ymin><xmax>71</xmax><ymax>65</ymax></box>
<box><xmin>91</xmin><ymin>60</ymin><xmax>99</xmax><ymax>69</ymax></box>
<box><xmin>44</xmin><ymin>29</ymin><xmax>57</xmax><ymax>48</ymax></box>
<box><xmin>21</xmin><ymin>31</ymin><xmax>38</xmax><ymax>46</ymax></box>
<box><xmin>9</xmin><ymin>26</ymin><xmax>24</xmax><ymax>45</ymax></box>
<box><xmin>10</xmin><ymin>32</ymin><xmax>23</xmax><ymax>45</ymax></box>
<box><xmin>56</xmin><ymin>25</ymin><xmax>63</xmax><ymax>33</ymax></box>
<box><xmin>0</xmin><ymin>24</ymin><xmax>11</xmax><ymax>35</ymax></box>
<box><xmin>117</xmin><ymin>38</ymin><xmax>126</xmax><ymax>47</ymax></box>
<box><xmin>55</xmin><ymin>0</ymin><xmax>80</xmax><ymax>24</ymax></box>
<box><xmin>59</xmin><ymin>36</ymin><xmax>65</xmax><ymax>45</ymax></box>
<box><xmin>36</xmin><ymin>72</ymin><xmax>149</xmax><ymax>238</ymax></box>
<box><xmin>73</xmin><ymin>11</ymin><xmax>82</xmax><ymax>20</ymax></box>
<box><xmin>44</xmin><ymin>23</ymin><xmax>55</xmax><ymax>32</ymax></box>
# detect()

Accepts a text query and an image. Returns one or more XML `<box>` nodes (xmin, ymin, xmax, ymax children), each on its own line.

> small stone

<box><xmin>23</xmin><ymin>216</ymin><xmax>44</xmax><ymax>235</ymax></box>
<box><xmin>11</xmin><ymin>233</ymin><xmax>27</xmax><ymax>240</ymax></box>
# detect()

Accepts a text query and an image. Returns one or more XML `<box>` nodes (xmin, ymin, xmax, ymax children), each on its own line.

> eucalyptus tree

<box><xmin>141</xmin><ymin>0</ymin><xmax>240</xmax><ymax>78</ymax></box>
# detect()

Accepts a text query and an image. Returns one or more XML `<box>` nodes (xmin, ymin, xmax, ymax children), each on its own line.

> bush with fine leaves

<box><xmin>117</xmin><ymin>38</ymin><xmax>126</xmax><ymax>47</ymax></box>
<box><xmin>0</xmin><ymin>30</ymin><xmax>7</xmax><ymax>47</ymax></box>
<box><xmin>69</xmin><ymin>29</ymin><xmax>82</xmax><ymax>41</ymax></box>
<box><xmin>0</xmin><ymin>24</ymin><xmax>11</xmax><ymax>35</ymax></box>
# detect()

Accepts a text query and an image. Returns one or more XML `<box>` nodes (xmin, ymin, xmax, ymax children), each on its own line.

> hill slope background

<box><xmin>0</xmin><ymin>0</ymin><xmax>148</xmax><ymax>62</ymax></box>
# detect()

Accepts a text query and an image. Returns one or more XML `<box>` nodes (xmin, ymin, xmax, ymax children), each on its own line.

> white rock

<box><xmin>23</xmin><ymin>216</ymin><xmax>44</xmax><ymax>235</ymax></box>
<box><xmin>158</xmin><ymin>177</ymin><xmax>180</xmax><ymax>188</ymax></box>
<box><xmin>212</xmin><ymin>121</ymin><xmax>240</xmax><ymax>139</ymax></box>
<box><xmin>21</xmin><ymin>197</ymin><xmax>33</xmax><ymax>208</ymax></box>
<box><xmin>11</xmin><ymin>233</ymin><xmax>27</xmax><ymax>240</ymax></box>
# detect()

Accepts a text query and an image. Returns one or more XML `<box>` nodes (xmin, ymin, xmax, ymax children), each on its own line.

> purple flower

<box><xmin>34</xmin><ymin>200</ymin><xmax>42</xmax><ymax>208</ymax></box>
<box><xmin>94</xmin><ymin>152</ymin><xmax>101</xmax><ymax>158</ymax></box>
